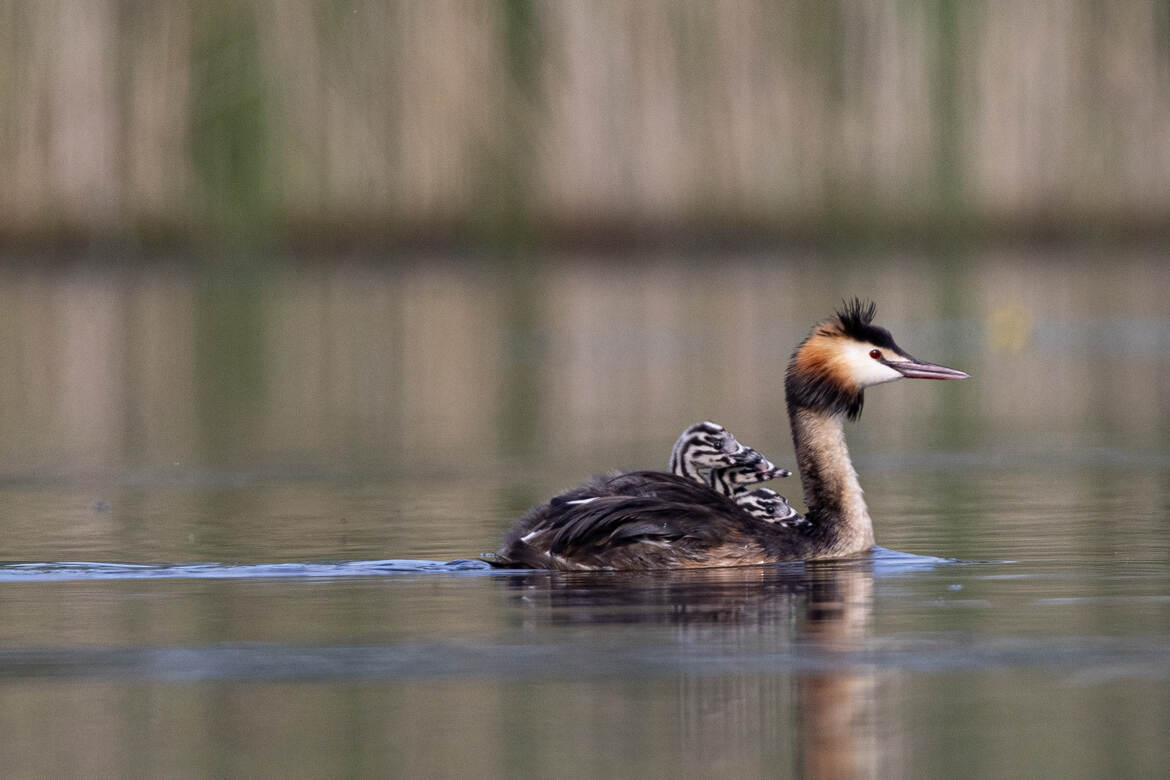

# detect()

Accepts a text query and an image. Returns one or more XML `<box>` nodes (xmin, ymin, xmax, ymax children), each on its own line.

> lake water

<box><xmin>1</xmin><ymin>250</ymin><xmax>1169</xmax><ymax>778</ymax></box>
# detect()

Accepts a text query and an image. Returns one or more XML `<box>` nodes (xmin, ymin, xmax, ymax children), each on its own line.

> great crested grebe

<box><xmin>490</xmin><ymin>299</ymin><xmax>968</xmax><ymax>570</ymax></box>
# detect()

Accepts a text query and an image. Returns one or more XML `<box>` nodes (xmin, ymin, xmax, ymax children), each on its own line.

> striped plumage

<box><xmin>669</xmin><ymin>422</ymin><xmax>791</xmax><ymax>496</ymax></box>
<box><xmin>708</xmin><ymin>453</ymin><xmax>791</xmax><ymax>498</ymax></box>
<box><xmin>735</xmin><ymin>487</ymin><xmax>803</xmax><ymax>527</ymax></box>
<box><xmin>542</xmin><ymin>421</ymin><xmax>767</xmax><ymax>516</ymax></box>
<box><xmin>670</xmin><ymin>423</ymin><xmax>799</xmax><ymax>525</ymax></box>
<box><xmin>667</xmin><ymin>421</ymin><xmax>752</xmax><ymax>482</ymax></box>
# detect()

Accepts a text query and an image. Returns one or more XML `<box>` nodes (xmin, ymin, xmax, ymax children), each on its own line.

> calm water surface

<box><xmin>2</xmin><ymin>253</ymin><xmax>1169</xmax><ymax>778</ymax></box>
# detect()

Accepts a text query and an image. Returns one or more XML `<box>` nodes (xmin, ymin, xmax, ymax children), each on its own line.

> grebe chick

<box><xmin>736</xmin><ymin>487</ymin><xmax>803</xmax><ymax>527</ymax></box>
<box><xmin>547</xmin><ymin>420</ymin><xmax>760</xmax><ymax>510</ymax></box>
<box><xmin>707</xmin><ymin>454</ymin><xmax>801</xmax><ymax>526</ymax></box>
<box><xmin>673</xmin><ymin>423</ymin><xmax>800</xmax><ymax>509</ymax></box>
<box><xmin>490</xmin><ymin>298</ymin><xmax>968</xmax><ymax>570</ymax></box>
<box><xmin>709</xmin><ymin>452</ymin><xmax>790</xmax><ymax>498</ymax></box>
<box><xmin>667</xmin><ymin>421</ymin><xmax>756</xmax><ymax>483</ymax></box>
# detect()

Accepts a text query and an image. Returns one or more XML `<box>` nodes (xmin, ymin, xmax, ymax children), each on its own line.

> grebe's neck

<box><xmin>789</xmin><ymin>406</ymin><xmax>874</xmax><ymax>557</ymax></box>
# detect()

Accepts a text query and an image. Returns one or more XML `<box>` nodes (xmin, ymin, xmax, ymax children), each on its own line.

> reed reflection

<box><xmin>3</xmin><ymin>255</ymin><xmax>1168</xmax><ymax>486</ymax></box>
<box><xmin>501</xmin><ymin>561</ymin><xmax>886</xmax><ymax>777</ymax></box>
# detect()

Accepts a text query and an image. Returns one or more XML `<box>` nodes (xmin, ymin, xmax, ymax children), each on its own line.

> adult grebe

<box><xmin>490</xmin><ymin>299</ymin><xmax>968</xmax><ymax>570</ymax></box>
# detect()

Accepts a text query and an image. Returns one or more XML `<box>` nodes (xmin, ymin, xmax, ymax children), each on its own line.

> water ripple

<box><xmin>0</xmin><ymin>558</ymin><xmax>494</xmax><ymax>581</ymax></box>
<box><xmin>0</xmin><ymin>547</ymin><xmax>956</xmax><ymax>582</ymax></box>
<box><xmin>0</xmin><ymin>636</ymin><xmax>1166</xmax><ymax>683</ymax></box>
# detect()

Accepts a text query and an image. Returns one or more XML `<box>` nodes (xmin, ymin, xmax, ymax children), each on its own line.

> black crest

<box><xmin>835</xmin><ymin>298</ymin><xmax>876</xmax><ymax>334</ymax></box>
<box><xmin>834</xmin><ymin>298</ymin><xmax>896</xmax><ymax>350</ymax></box>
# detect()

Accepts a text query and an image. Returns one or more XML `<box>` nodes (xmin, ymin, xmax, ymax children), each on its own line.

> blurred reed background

<box><xmin>2</xmin><ymin>0</ymin><xmax>1170</xmax><ymax>246</ymax></box>
<box><xmin>0</xmin><ymin>1</ymin><xmax>1168</xmax><ymax>487</ymax></box>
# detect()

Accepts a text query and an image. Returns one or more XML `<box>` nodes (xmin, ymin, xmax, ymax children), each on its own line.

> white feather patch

<box><xmin>839</xmin><ymin>341</ymin><xmax>904</xmax><ymax>387</ymax></box>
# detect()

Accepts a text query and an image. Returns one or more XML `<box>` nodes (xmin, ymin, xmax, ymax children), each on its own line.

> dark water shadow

<box><xmin>495</xmin><ymin>556</ymin><xmax>873</xmax><ymax>626</ymax></box>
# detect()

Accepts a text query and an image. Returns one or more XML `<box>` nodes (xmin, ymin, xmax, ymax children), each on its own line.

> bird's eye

<box><xmin>869</xmin><ymin>349</ymin><xmax>882</xmax><ymax>360</ymax></box>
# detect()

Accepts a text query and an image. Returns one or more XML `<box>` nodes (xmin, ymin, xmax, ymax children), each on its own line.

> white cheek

<box><xmin>841</xmin><ymin>344</ymin><xmax>903</xmax><ymax>387</ymax></box>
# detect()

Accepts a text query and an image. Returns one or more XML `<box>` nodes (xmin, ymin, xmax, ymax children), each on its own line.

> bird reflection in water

<box><xmin>797</xmin><ymin>564</ymin><xmax>880</xmax><ymax>780</ymax></box>
<box><xmin>498</xmin><ymin>562</ymin><xmax>886</xmax><ymax>778</ymax></box>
